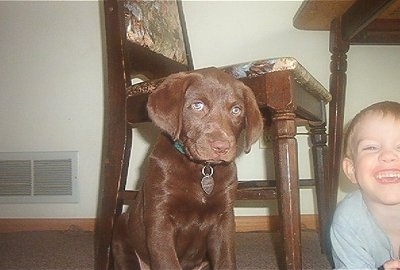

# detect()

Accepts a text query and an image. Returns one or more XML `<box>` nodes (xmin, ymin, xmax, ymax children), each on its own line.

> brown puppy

<box><xmin>112</xmin><ymin>68</ymin><xmax>263</xmax><ymax>270</ymax></box>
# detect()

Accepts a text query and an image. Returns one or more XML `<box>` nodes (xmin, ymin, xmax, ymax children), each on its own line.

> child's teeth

<box><xmin>376</xmin><ymin>172</ymin><xmax>400</xmax><ymax>179</ymax></box>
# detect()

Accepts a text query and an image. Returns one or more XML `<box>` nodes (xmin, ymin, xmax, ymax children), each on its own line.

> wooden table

<box><xmin>293</xmin><ymin>0</ymin><xmax>400</xmax><ymax>232</ymax></box>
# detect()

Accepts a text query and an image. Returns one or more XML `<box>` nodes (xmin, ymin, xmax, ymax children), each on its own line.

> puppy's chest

<box><xmin>169</xmin><ymin>164</ymin><xmax>235</xmax><ymax>199</ymax></box>
<box><xmin>169</xmin><ymin>189</ymin><xmax>229</xmax><ymax>220</ymax></box>
<box><xmin>168</xmin><ymin>203</ymin><xmax>226</xmax><ymax>241</ymax></box>
<box><xmin>166</xmin><ymin>176</ymin><xmax>235</xmax><ymax>226</ymax></box>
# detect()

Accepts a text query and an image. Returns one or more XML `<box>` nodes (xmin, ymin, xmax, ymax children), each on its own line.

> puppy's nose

<box><xmin>210</xmin><ymin>140</ymin><xmax>230</xmax><ymax>155</ymax></box>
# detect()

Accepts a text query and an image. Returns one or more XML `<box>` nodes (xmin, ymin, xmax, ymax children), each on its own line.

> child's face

<box><xmin>343</xmin><ymin>113</ymin><xmax>400</xmax><ymax>205</ymax></box>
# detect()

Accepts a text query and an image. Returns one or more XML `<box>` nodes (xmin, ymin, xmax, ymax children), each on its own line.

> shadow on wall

<box><xmin>338</xmin><ymin>169</ymin><xmax>357</xmax><ymax>196</ymax></box>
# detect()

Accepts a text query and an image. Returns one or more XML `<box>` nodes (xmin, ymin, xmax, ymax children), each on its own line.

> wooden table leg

<box><xmin>272</xmin><ymin>111</ymin><xmax>302</xmax><ymax>270</ymax></box>
<box><xmin>328</xmin><ymin>17</ymin><xmax>349</xmax><ymax>224</ymax></box>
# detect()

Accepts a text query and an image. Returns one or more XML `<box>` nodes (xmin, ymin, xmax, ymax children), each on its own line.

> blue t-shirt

<box><xmin>330</xmin><ymin>190</ymin><xmax>396</xmax><ymax>269</ymax></box>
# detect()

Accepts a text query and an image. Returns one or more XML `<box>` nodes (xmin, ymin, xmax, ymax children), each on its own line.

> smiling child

<box><xmin>330</xmin><ymin>101</ymin><xmax>400</xmax><ymax>269</ymax></box>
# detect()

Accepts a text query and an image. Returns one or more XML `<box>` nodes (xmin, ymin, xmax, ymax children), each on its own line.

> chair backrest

<box><xmin>121</xmin><ymin>0</ymin><xmax>193</xmax><ymax>82</ymax></box>
<box><xmin>115</xmin><ymin>0</ymin><xmax>194</xmax><ymax>127</ymax></box>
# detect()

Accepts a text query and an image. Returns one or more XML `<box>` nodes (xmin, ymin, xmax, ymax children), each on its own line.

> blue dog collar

<box><xmin>174</xmin><ymin>140</ymin><xmax>186</xmax><ymax>155</ymax></box>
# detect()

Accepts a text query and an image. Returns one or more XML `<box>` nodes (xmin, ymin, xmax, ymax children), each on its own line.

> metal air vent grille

<box><xmin>0</xmin><ymin>152</ymin><xmax>78</xmax><ymax>203</ymax></box>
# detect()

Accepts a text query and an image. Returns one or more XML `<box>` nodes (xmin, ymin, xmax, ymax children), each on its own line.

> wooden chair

<box><xmin>95</xmin><ymin>1</ymin><xmax>332</xmax><ymax>269</ymax></box>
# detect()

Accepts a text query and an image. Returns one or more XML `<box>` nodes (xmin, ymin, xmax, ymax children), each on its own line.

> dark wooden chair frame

<box><xmin>95</xmin><ymin>1</ymin><xmax>332</xmax><ymax>269</ymax></box>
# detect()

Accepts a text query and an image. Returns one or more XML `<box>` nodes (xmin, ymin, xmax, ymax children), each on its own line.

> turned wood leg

<box><xmin>272</xmin><ymin>111</ymin><xmax>301</xmax><ymax>270</ymax></box>
<box><xmin>328</xmin><ymin>18</ymin><xmax>349</xmax><ymax>224</ymax></box>
<box><xmin>309</xmin><ymin>120</ymin><xmax>330</xmax><ymax>257</ymax></box>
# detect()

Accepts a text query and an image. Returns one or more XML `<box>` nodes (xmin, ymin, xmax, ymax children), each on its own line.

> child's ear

<box><xmin>342</xmin><ymin>157</ymin><xmax>357</xmax><ymax>184</ymax></box>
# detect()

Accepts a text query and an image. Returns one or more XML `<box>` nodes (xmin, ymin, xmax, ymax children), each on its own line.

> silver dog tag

<box><xmin>201</xmin><ymin>175</ymin><xmax>214</xmax><ymax>195</ymax></box>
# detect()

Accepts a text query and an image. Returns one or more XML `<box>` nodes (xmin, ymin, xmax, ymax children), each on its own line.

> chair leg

<box><xmin>96</xmin><ymin>0</ymin><xmax>131</xmax><ymax>267</ymax></box>
<box><xmin>95</xmin><ymin>127</ymin><xmax>130</xmax><ymax>270</ymax></box>
<box><xmin>272</xmin><ymin>111</ymin><xmax>302</xmax><ymax>270</ymax></box>
<box><xmin>117</xmin><ymin>127</ymin><xmax>133</xmax><ymax>214</ymax></box>
<box><xmin>309</xmin><ymin>121</ymin><xmax>331</xmax><ymax>256</ymax></box>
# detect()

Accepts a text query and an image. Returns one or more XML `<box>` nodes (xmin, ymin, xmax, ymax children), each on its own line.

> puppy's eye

<box><xmin>191</xmin><ymin>101</ymin><xmax>204</xmax><ymax>111</ymax></box>
<box><xmin>231</xmin><ymin>105</ymin><xmax>242</xmax><ymax>116</ymax></box>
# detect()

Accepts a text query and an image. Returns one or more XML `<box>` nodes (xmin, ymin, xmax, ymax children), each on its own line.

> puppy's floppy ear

<box><xmin>242</xmin><ymin>85</ymin><xmax>263</xmax><ymax>153</ymax></box>
<box><xmin>147</xmin><ymin>72</ymin><xmax>201</xmax><ymax>140</ymax></box>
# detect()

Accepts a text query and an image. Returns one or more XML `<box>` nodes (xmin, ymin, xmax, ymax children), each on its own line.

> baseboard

<box><xmin>234</xmin><ymin>214</ymin><xmax>318</xmax><ymax>232</ymax></box>
<box><xmin>0</xmin><ymin>218</ymin><xmax>95</xmax><ymax>233</ymax></box>
<box><xmin>0</xmin><ymin>215</ymin><xmax>318</xmax><ymax>233</ymax></box>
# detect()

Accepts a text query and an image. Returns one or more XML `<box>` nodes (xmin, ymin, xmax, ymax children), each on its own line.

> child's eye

<box><xmin>362</xmin><ymin>145</ymin><xmax>379</xmax><ymax>152</ymax></box>
<box><xmin>358</xmin><ymin>140</ymin><xmax>380</xmax><ymax>153</ymax></box>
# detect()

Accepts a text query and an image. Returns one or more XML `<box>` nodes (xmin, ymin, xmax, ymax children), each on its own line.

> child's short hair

<box><xmin>343</xmin><ymin>101</ymin><xmax>400</xmax><ymax>159</ymax></box>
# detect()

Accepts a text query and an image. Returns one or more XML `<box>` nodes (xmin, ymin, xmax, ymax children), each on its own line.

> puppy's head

<box><xmin>147</xmin><ymin>68</ymin><xmax>263</xmax><ymax>164</ymax></box>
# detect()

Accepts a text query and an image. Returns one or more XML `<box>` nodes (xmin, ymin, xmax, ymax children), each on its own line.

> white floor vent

<box><xmin>0</xmin><ymin>151</ymin><xmax>78</xmax><ymax>203</ymax></box>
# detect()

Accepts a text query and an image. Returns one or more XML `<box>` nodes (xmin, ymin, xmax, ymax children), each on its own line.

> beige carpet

<box><xmin>0</xmin><ymin>229</ymin><xmax>331</xmax><ymax>269</ymax></box>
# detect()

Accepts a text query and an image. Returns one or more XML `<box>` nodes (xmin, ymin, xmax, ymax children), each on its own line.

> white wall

<box><xmin>0</xmin><ymin>1</ymin><xmax>103</xmax><ymax>218</ymax></box>
<box><xmin>0</xmin><ymin>1</ymin><xmax>399</xmax><ymax>218</ymax></box>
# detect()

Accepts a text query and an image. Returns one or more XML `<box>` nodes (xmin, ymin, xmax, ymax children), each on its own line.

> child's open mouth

<box><xmin>375</xmin><ymin>170</ymin><xmax>400</xmax><ymax>184</ymax></box>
